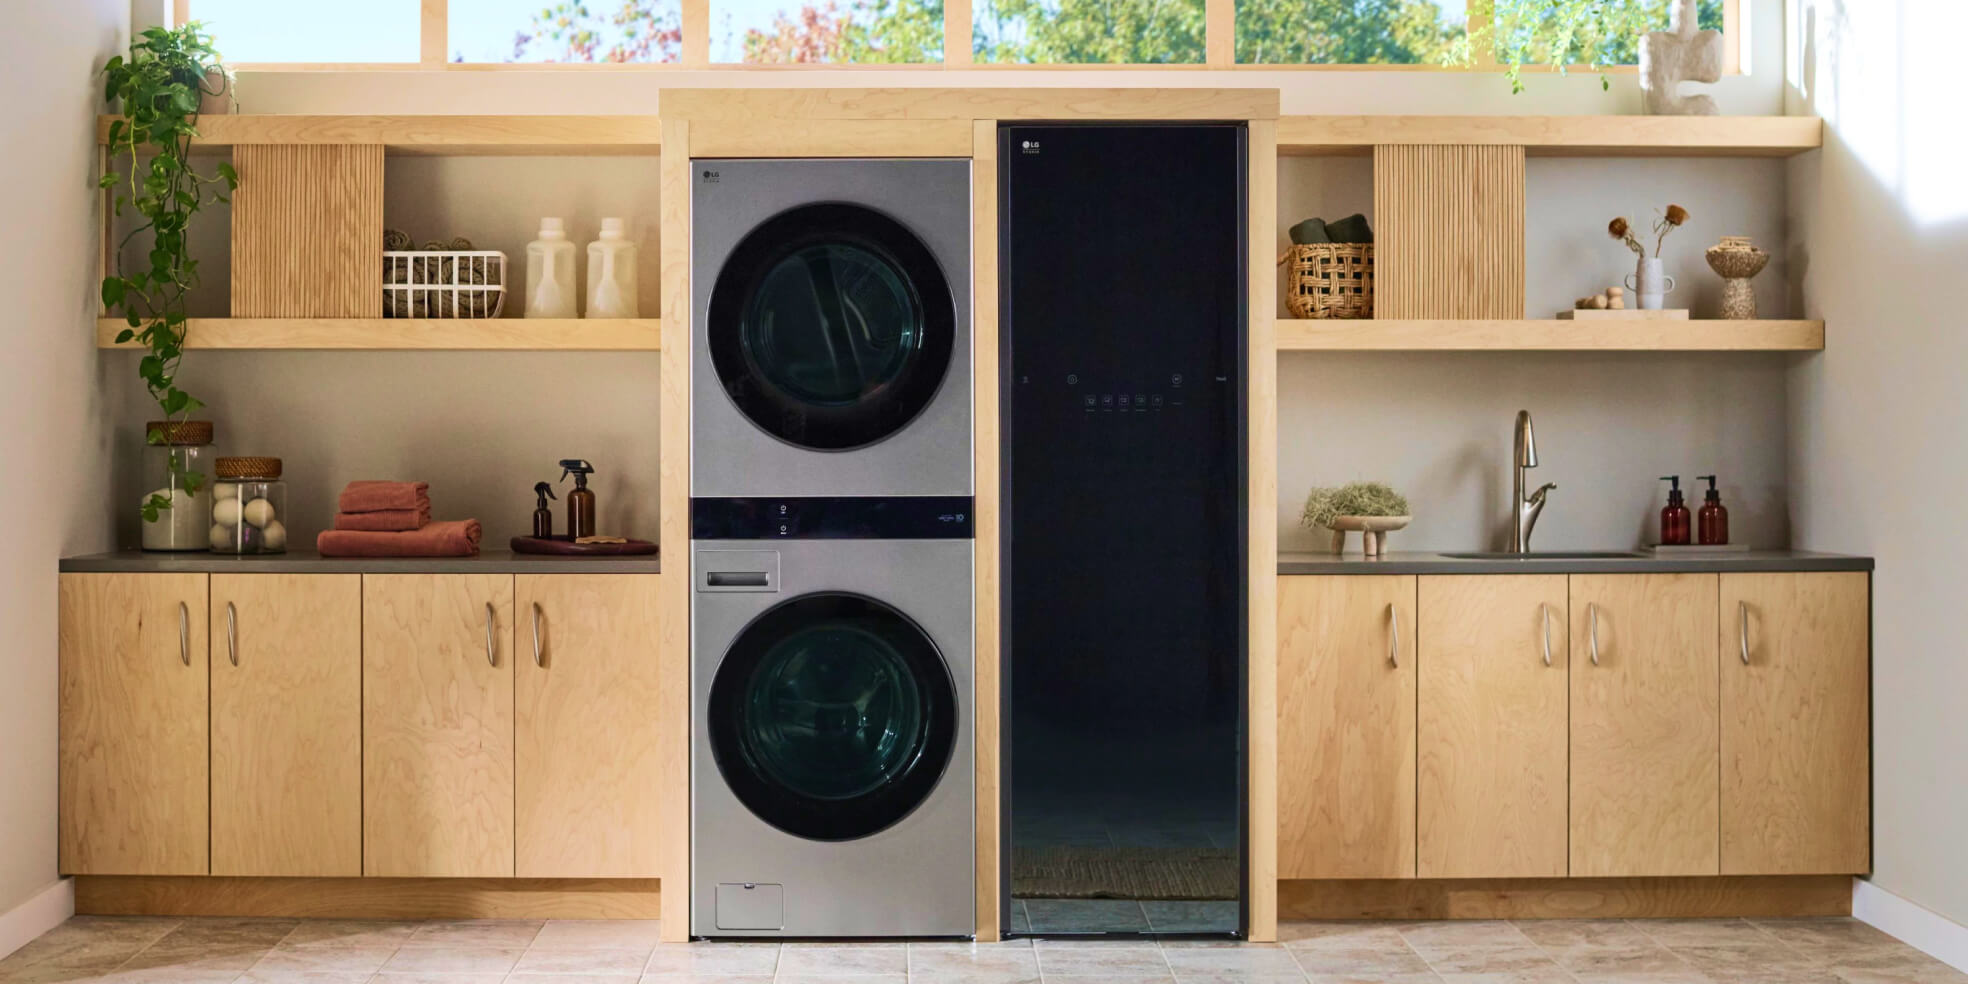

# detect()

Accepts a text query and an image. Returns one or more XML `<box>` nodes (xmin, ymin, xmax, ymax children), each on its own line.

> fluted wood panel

<box><xmin>1373</xmin><ymin>145</ymin><xmax>1525</xmax><ymax>319</ymax></box>
<box><xmin>231</xmin><ymin>145</ymin><xmax>383</xmax><ymax>317</ymax></box>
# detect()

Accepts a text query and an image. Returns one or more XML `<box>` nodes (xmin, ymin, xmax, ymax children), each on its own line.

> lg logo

<box><xmin>1021</xmin><ymin>140</ymin><xmax>1041</xmax><ymax>154</ymax></box>
<box><xmin>701</xmin><ymin>169</ymin><xmax>720</xmax><ymax>183</ymax></box>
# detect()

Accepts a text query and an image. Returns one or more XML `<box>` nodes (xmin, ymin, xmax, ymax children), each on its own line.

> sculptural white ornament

<box><xmin>1640</xmin><ymin>0</ymin><xmax>1723</xmax><ymax>115</ymax></box>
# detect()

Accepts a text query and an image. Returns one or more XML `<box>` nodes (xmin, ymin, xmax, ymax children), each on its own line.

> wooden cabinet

<box><xmin>363</xmin><ymin>574</ymin><xmax>516</xmax><ymax>878</ymax></box>
<box><xmin>1569</xmin><ymin>573</ymin><xmax>1720</xmax><ymax>877</ymax></box>
<box><xmin>1417</xmin><ymin>574</ymin><xmax>1568</xmax><ymax>879</ymax></box>
<box><xmin>1720</xmin><ymin>572</ymin><xmax>1870</xmax><ymax>875</ymax></box>
<box><xmin>1278</xmin><ymin>575</ymin><xmax>1416</xmax><ymax>879</ymax></box>
<box><xmin>209</xmin><ymin>574</ymin><xmax>363</xmax><ymax>877</ymax></box>
<box><xmin>516</xmin><ymin>574</ymin><xmax>668</xmax><ymax>878</ymax></box>
<box><xmin>59</xmin><ymin>573</ymin><xmax>210</xmax><ymax>876</ymax></box>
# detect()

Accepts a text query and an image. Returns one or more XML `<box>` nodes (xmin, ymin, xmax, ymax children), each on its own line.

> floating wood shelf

<box><xmin>1276</xmin><ymin>319</ymin><xmax>1825</xmax><ymax>352</ymax></box>
<box><xmin>95</xmin><ymin>318</ymin><xmax>662</xmax><ymax>351</ymax></box>
<box><xmin>97</xmin><ymin>115</ymin><xmax>665</xmax><ymax>156</ymax></box>
<box><xmin>1278</xmin><ymin>115</ymin><xmax>1823</xmax><ymax>158</ymax></box>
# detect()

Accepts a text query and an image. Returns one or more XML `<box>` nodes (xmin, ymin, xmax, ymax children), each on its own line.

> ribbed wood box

<box><xmin>230</xmin><ymin>145</ymin><xmax>384</xmax><ymax>318</ymax></box>
<box><xmin>1373</xmin><ymin>144</ymin><xmax>1526</xmax><ymax>320</ymax></box>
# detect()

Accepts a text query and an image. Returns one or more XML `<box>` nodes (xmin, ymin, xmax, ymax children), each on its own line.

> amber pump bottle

<box><xmin>1660</xmin><ymin>475</ymin><xmax>1692</xmax><ymax>545</ymax></box>
<box><xmin>1697</xmin><ymin>474</ymin><xmax>1730</xmax><ymax>545</ymax></box>
<box><xmin>559</xmin><ymin>459</ymin><xmax>596</xmax><ymax>539</ymax></box>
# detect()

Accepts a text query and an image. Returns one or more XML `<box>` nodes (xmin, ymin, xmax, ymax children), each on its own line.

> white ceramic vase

<box><xmin>1625</xmin><ymin>257</ymin><xmax>1677</xmax><ymax>310</ymax></box>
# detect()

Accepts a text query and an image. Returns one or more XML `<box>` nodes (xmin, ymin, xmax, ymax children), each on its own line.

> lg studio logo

<box><xmin>701</xmin><ymin>169</ymin><xmax>720</xmax><ymax>183</ymax></box>
<box><xmin>1020</xmin><ymin>139</ymin><xmax>1041</xmax><ymax>155</ymax></box>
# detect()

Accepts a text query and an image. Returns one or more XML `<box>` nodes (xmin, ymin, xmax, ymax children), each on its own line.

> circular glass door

<box><xmin>708</xmin><ymin>203</ymin><xmax>955</xmax><ymax>451</ymax></box>
<box><xmin>709</xmin><ymin>593</ymin><xmax>958</xmax><ymax>841</ymax></box>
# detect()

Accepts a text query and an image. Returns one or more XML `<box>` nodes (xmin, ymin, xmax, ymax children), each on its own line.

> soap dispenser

<box><xmin>531</xmin><ymin>481</ymin><xmax>557</xmax><ymax>538</ymax></box>
<box><xmin>559</xmin><ymin>459</ymin><xmax>596</xmax><ymax>540</ymax></box>
<box><xmin>1697</xmin><ymin>475</ymin><xmax>1730</xmax><ymax>545</ymax></box>
<box><xmin>1660</xmin><ymin>475</ymin><xmax>1691</xmax><ymax>545</ymax></box>
<box><xmin>526</xmin><ymin>218</ymin><xmax>579</xmax><ymax>318</ymax></box>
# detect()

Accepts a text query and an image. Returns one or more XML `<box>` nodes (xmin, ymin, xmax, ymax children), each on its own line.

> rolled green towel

<box><xmin>1324</xmin><ymin>213</ymin><xmax>1374</xmax><ymax>244</ymax></box>
<box><xmin>1288</xmin><ymin>217</ymin><xmax>1331</xmax><ymax>245</ymax></box>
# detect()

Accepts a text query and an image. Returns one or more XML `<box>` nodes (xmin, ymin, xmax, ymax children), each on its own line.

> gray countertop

<box><xmin>1278</xmin><ymin>550</ymin><xmax>1873</xmax><ymax>575</ymax></box>
<box><xmin>60</xmin><ymin>549</ymin><xmax>662</xmax><ymax>575</ymax></box>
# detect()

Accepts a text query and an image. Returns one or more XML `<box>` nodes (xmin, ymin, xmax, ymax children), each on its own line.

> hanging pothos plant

<box><xmin>1449</xmin><ymin>0</ymin><xmax>1698</xmax><ymax>94</ymax></box>
<box><xmin>100</xmin><ymin>24</ymin><xmax>236</xmax><ymax>522</ymax></box>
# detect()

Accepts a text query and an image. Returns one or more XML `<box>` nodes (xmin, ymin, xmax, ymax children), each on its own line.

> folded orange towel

<box><xmin>317</xmin><ymin>519</ymin><xmax>481</xmax><ymax>558</ymax></box>
<box><xmin>339</xmin><ymin>480</ymin><xmax>430</xmax><ymax>514</ymax></box>
<box><xmin>331</xmin><ymin>506</ymin><xmax>431</xmax><ymax>532</ymax></box>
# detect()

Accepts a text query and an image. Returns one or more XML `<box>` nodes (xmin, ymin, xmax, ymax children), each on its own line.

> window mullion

<box><xmin>946</xmin><ymin>0</ymin><xmax>973</xmax><ymax>66</ymax></box>
<box><xmin>420</xmin><ymin>0</ymin><xmax>447</xmax><ymax>68</ymax></box>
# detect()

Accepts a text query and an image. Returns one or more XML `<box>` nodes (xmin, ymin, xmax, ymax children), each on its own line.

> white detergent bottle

<box><xmin>526</xmin><ymin>217</ymin><xmax>579</xmax><ymax>318</ymax></box>
<box><xmin>586</xmin><ymin>217</ymin><xmax>639</xmax><ymax>319</ymax></box>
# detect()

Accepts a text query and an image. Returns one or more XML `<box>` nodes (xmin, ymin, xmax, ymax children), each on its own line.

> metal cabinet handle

<box><xmin>531</xmin><ymin>602</ymin><xmax>544</xmax><ymax>668</ymax></box>
<box><xmin>225</xmin><ymin>601</ymin><xmax>238</xmax><ymax>667</ymax></box>
<box><xmin>1588</xmin><ymin>602</ymin><xmax>1600</xmax><ymax>666</ymax></box>
<box><xmin>484</xmin><ymin>602</ymin><xmax>497</xmax><ymax>667</ymax></box>
<box><xmin>1540</xmin><ymin>602</ymin><xmax>1552</xmax><ymax>667</ymax></box>
<box><xmin>1738</xmin><ymin>600</ymin><xmax>1751</xmax><ymax>665</ymax></box>
<box><xmin>178</xmin><ymin>602</ymin><xmax>190</xmax><ymax>666</ymax></box>
<box><xmin>1388</xmin><ymin>604</ymin><xmax>1401</xmax><ymax>668</ymax></box>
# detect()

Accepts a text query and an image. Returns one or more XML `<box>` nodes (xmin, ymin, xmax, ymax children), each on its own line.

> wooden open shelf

<box><xmin>1276</xmin><ymin>319</ymin><xmax>1825</xmax><ymax>352</ymax></box>
<box><xmin>1278</xmin><ymin>115</ymin><xmax>1823</xmax><ymax>158</ymax></box>
<box><xmin>95</xmin><ymin>318</ymin><xmax>661</xmax><ymax>351</ymax></box>
<box><xmin>98</xmin><ymin>115</ymin><xmax>665</xmax><ymax>156</ymax></box>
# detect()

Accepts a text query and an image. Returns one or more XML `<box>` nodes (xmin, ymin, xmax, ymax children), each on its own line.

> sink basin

<box><xmin>1440</xmin><ymin>551</ymin><xmax>1649</xmax><ymax>560</ymax></box>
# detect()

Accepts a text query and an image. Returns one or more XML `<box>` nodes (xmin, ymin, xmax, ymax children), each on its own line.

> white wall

<box><xmin>0</xmin><ymin>0</ymin><xmax>123</xmax><ymax>922</ymax></box>
<box><xmin>1787</xmin><ymin>0</ymin><xmax>1968</xmax><ymax>928</ymax></box>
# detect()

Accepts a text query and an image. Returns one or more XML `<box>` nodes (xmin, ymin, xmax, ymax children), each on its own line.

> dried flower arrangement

<box><xmin>1301</xmin><ymin>482</ymin><xmax>1411</xmax><ymax>530</ymax></box>
<box><xmin>1609</xmin><ymin>204</ymin><xmax>1691</xmax><ymax>257</ymax></box>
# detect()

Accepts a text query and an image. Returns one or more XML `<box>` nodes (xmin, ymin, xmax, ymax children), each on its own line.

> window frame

<box><xmin>181</xmin><ymin>0</ymin><xmax>1739</xmax><ymax>72</ymax></box>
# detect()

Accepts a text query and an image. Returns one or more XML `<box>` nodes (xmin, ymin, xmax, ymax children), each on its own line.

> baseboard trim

<box><xmin>1279</xmin><ymin>876</ymin><xmax>1853</xmax><ymax>920</ymax></box>
<box><xmin>1853</xmin><ymin>878</ymin><xmax>1968</xmax><ymax>973</ymax></box>
<box><xmin>0</xmin><ymin>878</ymin><xmax>75</xmax><ymax>960</ymax></box>
<box><xmin>73</xmin><ymin>877</ymin><xmax>660</xmax><ymax>920</ymax></box>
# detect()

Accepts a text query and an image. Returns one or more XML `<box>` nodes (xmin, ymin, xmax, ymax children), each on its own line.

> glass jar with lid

<box><xmin>211</xmin><ymin>457</ymin><xmax>288</xmax><ymax>554</ymax></box>
<box><xmin>141</xmin><ymin>420</ymin><xmax>214</xmax><ymax>551</ymax></box>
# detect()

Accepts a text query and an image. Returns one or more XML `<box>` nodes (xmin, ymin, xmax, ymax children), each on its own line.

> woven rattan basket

<box><xmin>1281</xmin><ymin>243</ymin><xmax>1373</xmax><ymax>319</ymax></box>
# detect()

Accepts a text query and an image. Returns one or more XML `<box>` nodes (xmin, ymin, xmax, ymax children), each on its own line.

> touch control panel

<box><xmin>691</xmin><ymin>496</ymin><xmax>974</xmax><ymax>540</ymax></box>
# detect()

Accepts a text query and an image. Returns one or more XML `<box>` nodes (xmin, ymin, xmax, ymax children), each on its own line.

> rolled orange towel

<box><xmin>317</xmin><ymin>519</ymin><xmax>481</xmax><ymax>558</ymax></box>
<box><xmin>332</xmin><ymin>506</ymin><xmax>431</xmax><ymax>532</ymax></box>
<box><xmin>339</xmin><ymin>480</ymin><xmax>430</xmax><ymax>514</ymax></box>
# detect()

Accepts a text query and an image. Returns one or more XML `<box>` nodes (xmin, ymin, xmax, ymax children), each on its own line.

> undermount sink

<box><xmin>1440</xmin><ymin>550</ymin><xmax>1649</xmax><ymax>560</ymax></box>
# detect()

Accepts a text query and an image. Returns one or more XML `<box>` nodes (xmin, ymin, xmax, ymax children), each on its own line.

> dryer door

<box><xmin>708</xmin><ymin>592</ymin><xmax>958</xmax><ymax>842</ymax></box>
<box><xmin>707</xmin><ymin>203</ymin><xmax>956</xmax><ymax>451</ymax></box>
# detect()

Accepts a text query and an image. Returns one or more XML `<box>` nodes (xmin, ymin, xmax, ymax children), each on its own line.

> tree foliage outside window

<box><xmin>509</xmin><ymin>0</ymin><xmax>684</xmax><ymax>61</ymax></box>
<box><xmin>1235</xmin><ymin>0</ymin><xmax>1461</xmax><ymax>65</ymax></box>
<box><xmin>974</xmin><ymin>0</ymin><xmax>1206</xmax><ymax>64</ymax></box>
<box><xmin>1449</xmin><ymin>0</ymin><xmax>1723</xmax><ymax>90</ymax></box>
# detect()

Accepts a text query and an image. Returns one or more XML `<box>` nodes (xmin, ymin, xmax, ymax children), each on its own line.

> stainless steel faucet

<box><xmin>1513</xmin><ymin>410</ymin><xmax>1557</xmax><ymax>553</ymax></box>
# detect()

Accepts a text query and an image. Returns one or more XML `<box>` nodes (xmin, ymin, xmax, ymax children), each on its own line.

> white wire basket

<box><xmin>383</xmin><ymin>250</ymin><xmax>506</xmax><ymax>319</ymax></box>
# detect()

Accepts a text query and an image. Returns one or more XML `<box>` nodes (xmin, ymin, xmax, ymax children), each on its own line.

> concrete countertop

<box><xmin>1278</xmin><ymin>550</ymin><xmax>1873</xmax><ymax>575</ymax></box>
<box><xmin>59</xmin><ymin>549</ymin><xmax>662</xmax><ymax>575</ymax></box>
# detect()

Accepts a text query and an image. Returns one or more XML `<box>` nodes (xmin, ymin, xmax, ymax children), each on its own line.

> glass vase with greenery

<box><xmin>99</xmin><ymin>24</ymin><xmax>236</xmax><ymax>524</ymax></box>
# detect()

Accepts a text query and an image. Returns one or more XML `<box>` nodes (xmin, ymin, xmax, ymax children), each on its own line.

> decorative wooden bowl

<box><xmin>1326</xmin><ymin>515</ymin><xmax>1412</xmax><ymax>557</ymax></box>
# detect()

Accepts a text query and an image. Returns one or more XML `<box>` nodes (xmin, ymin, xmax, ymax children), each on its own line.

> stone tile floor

<box><xmin>2</xmin><ymin>915</ymin><xmax>1963</xmax><ymax>984</ymax></box>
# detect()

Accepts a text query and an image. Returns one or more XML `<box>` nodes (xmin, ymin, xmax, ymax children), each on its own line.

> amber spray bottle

<box><xmin>1660</xmin><ymin>475</ymin><xmax>1692</xmax><ymax>545</ymax></box>
<box><xmin>532</xmin><ymin>481</ymin><xmax>557</xmax><ymax>538</ymax></box>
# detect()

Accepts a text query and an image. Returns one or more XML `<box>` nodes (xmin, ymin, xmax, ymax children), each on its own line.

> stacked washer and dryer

<box><xmin>689</xmin><ymin>159</ymin><xmax>975</xmax><ymax>938</ymax></box>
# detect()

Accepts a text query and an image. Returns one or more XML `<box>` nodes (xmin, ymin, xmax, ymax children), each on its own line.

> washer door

<box><xmin>709</xmin><ymin>592</ymin><xmax>958</xmax><ymax>841</ymax></box>
<box><xmin>708</xmin><ymin>203</ymin><xmax>956</xmax><ymax>451</ymax></box>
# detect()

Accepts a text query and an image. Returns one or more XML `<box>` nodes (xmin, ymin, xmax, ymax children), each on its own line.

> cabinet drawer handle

<box><xmin>531</xmin><ymin>602</ymin><xmax>544</xmax><ymax>668</ymax></box>
<box><xmin>1388</xmin><ymin>604</ymin><xmax>1401</xmax><ymax>668</ymax></box>
<box><xmin>178</xmin><ymin>602</ymin><xmax>190</xmax><ymax>667</ymax></box>
<box><xmin>225</xmin><ymin>601</ymin><xmax>238</xmax><ymax>667</ymax></box>
<box><xmin>1540</xmin><ymin>602</ymin><xmax>1552</xmax><ymax>667</ymax></box>
<box><xmin>1738</xmin><ymin>600</ymin><xmax>1751</xmax><ymax>665</ymax></box>
<box><xmin>1588</xmin><ymin>603</ymin><xmax>1600</xmax><ymax>666</ymax></box>
<box><xmin>485</xmin><ymin>602</ymin><xmax>497</xmax><ymax>667</ymax></box>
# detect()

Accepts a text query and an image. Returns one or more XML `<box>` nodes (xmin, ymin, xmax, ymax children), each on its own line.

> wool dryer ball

<box><xmin>212</xmin><ymin>496</ymin><xmax>243</xmax><ymax>527</ymax></box>
<box><xmin>242</xmin><ymin>498</ymin><xmax>276</xmax><ymax>528</ymax></box>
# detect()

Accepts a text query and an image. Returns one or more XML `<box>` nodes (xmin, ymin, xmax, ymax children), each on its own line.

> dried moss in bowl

<box><xmin>1302</xmin><ymin>482</ymin><xmax>1411</xmax><ymax>530</ymax></box>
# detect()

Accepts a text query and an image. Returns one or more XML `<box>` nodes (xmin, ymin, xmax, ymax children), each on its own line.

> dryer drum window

<box><xmin>709</xmin><ymin>592</ymin><xmax>959</xmax><ymax>842</ymax></box>
<box><xmin>709</xmin><ymin>203</ymin><xmax>956</xmax><ymax>451</ymax></box>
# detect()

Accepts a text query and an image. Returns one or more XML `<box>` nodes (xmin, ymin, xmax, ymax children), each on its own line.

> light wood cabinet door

<box><xmin>1720</xmin><ymin>572</ymin><xmax>1871</xmax><ymax>875</ymax></box>
<box><xmin>59</xmin><ymin>573</ymin><xmax>210</xmax><ymax>875</ymax></box>
<box><xmin>210</xmin><ymin>574</ymin><xmax>362</xmax><ymax>877</ymax></box>
<box><xmin>516</xmin><ymin>574</ymin><xmax>668</xmax><ymax>877</ymax></box>
<box><xmin>1278</xmin><ymin>575</ymin><xmax>1416</xmax><ymax>879</ymax></box>
<box><xmin>1417</xmin><ymin>575</ymin><xmax>1569</xmax><ymax>879</ymax></box>
<box><xmin>364</xmin><ymin>574</ymin><xmax>516</xmax><ymax>877</ymax></box>
<box><xmin>1569</xmin><ymin>573</ymin><xmax>1720</xmax><ymax>877</ymax></box>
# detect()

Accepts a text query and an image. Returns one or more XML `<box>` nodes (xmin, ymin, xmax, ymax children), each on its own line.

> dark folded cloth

<box><xmin>339</xmin><ymin>480</ymin><xmax>430</xmax><ymax>514</ymax></box>
<box><xmin>331</xmin><ymin>506</ymin><xmax>430</xmax><ymax>532</ymax></box>
<box><xmin>317</xmin><ymin>519</ymin><xmax>481</xmax><ymax>558</ymax></box>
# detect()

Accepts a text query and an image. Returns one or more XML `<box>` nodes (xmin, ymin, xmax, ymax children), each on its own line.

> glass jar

<box><xmin>141</xmin><ymin>420</ymin><xmax>214</xmax><ymax>552</ymax></box>
<box><xmin>211</xmin><ymin>457</ymin><xmax>288</xmax><ymax>554</ymax></box>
